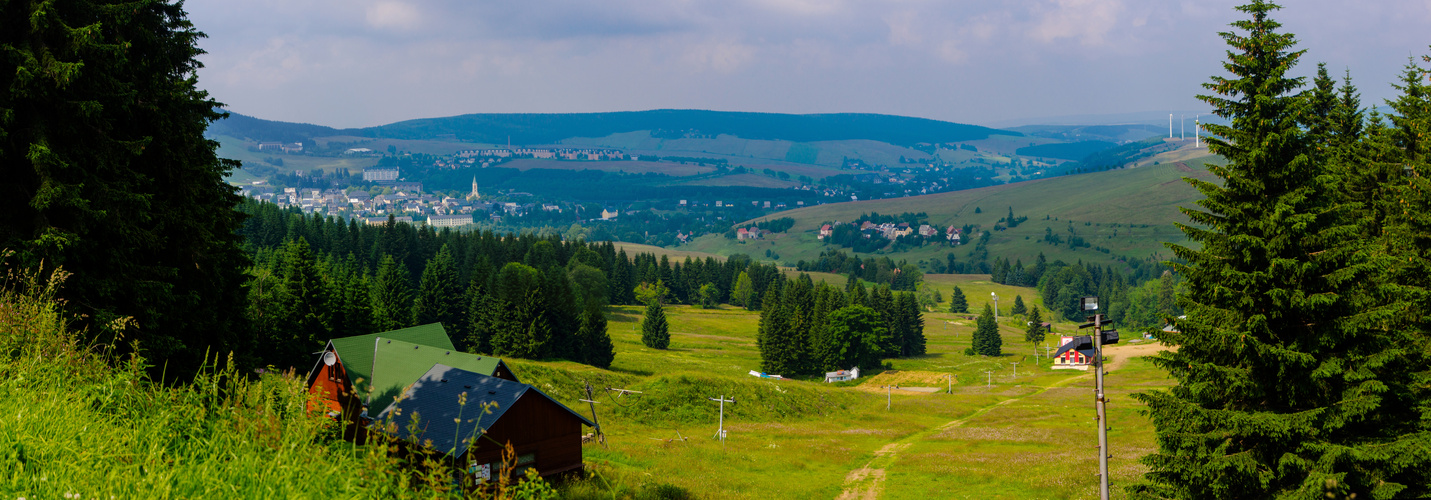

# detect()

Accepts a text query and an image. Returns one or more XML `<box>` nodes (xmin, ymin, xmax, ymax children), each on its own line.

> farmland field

<box><xmin>504</xmin><ymin>278</ymin><xmax>1174</xmax><ymax>499</ymax></box>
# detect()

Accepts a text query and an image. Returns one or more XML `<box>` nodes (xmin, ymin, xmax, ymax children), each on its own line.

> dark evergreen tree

<box><xmin>1132</xmin><ymin>3</ymin><xmax>1431</xmax><ymax>497</ymax></box>
<box><xmin>948</xmin><ymin>286</ymin><xmax>969</xmax><ymax>313</ymax></box>
<box><xmin>825</xmin><ymin>305</ymin><xmax>885</xmax><ymax>371</ymax></box>
<box><xmin>414</xmin><ymin>245</ymin><xmax>462</xmax><ymax>330</ymax></box>
<box><xmin>0</xmin><ymin>0</ymin><xmax>253</xmax><ymax>374</ymax></box>
<box><xmin>896</xmin><ymin>292</ymin><xmax>926</xmax><ymax>356</ymax></box>
<box><xmin>273</xmin><ymin>238</ymin><xmax>329</xmax><ymax>368</ymax></box>
<box><xmin>576</xmin><ymin>304</ymin><xmax>615</xmax><ymax>369</ymax></box>
<box><xmin>371</xmin><ymin>255</ymin><xmax>414</xmax><ymax>332</ymax></box>
<box><xmin>971</xmin><ymin>304</ymin><xmax>1000</xmax><ymax>356</ymax></box>
<box><xmin>1024</xmin><ymin>306</ymin><xmax>1045</xmax><ymax>345</ymax></box>
<box><xmin>1010</xmin><ymin>295</ymin><xmax>1027</xmax><ymax>316</ymax></box>
<box><xmin>640</xmin><ymin>300</ymin><xmax>670</xmax><ymax>350</ymax></box>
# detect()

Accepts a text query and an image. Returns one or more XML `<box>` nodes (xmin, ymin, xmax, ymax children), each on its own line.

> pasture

<box><xmin>502</xmin><ymin>279</ymin><xmax>1175</xmax><ymax>499</ymax></box>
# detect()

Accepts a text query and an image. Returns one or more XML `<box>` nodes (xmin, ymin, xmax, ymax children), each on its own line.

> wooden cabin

<box><xmin>370</xmin><ymin>364</ymin><xmax>594</xmax><ymax>485</ymax></box>
<box><xmin>305</xmin><ymin>323</ymin><xmax>517</xmax><ymax>442</ymax></box>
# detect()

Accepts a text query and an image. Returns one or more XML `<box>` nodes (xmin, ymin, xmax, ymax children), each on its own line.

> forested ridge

<box><xmin>237</xmin><ymin>200</ymin><xmax>789</xmax><ymax>370</ymax></box>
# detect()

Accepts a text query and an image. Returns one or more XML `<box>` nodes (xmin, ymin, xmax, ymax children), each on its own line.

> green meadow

<box><xmin>507</xmin><ymin>278</ymin><xmax>1173</xmax><ymax>499</ymax></box>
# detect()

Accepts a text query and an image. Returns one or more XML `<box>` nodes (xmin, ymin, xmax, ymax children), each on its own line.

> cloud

<box><xmin>185</xmin><ymin>0</ymin><xmax>1431</xmax><ymax>128</ymax></box>
<box><xmin>366</xmin><ymin>2</ymin><xmax>421</xmax><ymax>31</ymax></box>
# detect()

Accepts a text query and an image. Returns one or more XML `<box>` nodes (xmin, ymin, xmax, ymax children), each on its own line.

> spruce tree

<box><xmin>640</xmin><ymin>300</ymin><xmax>670</xmax><ymax>350</ymax></box>
<box><xmin>371</xmin><ymin>255</ymin><xmax>414</xmax><ymax>332</ymax></box>
<box><xmin>826</xmin><ymin>305</ymin><xmax>885</xmax><ymax>371</ymax></box>
<box><xmin>1024</xmin><ymin>306</ymin><xmax>1045</xmax><ymax>345</ymax></box>
<box><xmin>1132</xmin><ymin>3</ymin><xmax>1431</xmax><ymax>497</ymax></box>
<box><xmin>972</xmin><ymin>304</ymin><xmax>1000</xmax><ymax>356</ymax></box>
<box><xmin>948</xmin><ymin>286</ymin><xmax>969</xmax><ymax>313</ymax></box>
<box><xmin>731</xmin><ymin>271</ymin><xmax>755</xmax><ymax>308</ymax></box>
<box><xmin>577</xmin><ymin>304</ymin><xmax>615</xmax><ymax>369</ymax></box>
<box><xmin>898</xmin><ymin>292</ymin><xmax>926</xmax><ymax>356</ymax></box>
<box><xmin>1010</xmin><ymin>295</ymin><xmax>1027</xmax><ymax>316</ymax></box>
<box><xmin>414</xmin><ymin>245</ymin><xmax>461</xmax><ymax>329</ymax></box>
<box><xmin>274</xmin><ymin>238</ymin><xmax>329</xmax><ymax>368</ymax></box>
<box><xmin>0</xmin><ymin>0</ymin><xmax>252</xmax><ymax>374</ymax></box>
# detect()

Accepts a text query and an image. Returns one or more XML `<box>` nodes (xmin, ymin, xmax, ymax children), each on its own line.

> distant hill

<box><xmin>686</xmin><ymin>147</ymin><xmax>1221</xmax><ymax>270</ymax></box>
<box><xmin>1015</xmin><ymin>140</ymin><xmax>1118</xmax><ymax>160</ymax></box>
<box><xmin>210</xmin><ymin>109</ymin><xmax>1020</xmax><ymax>147</ymax></box>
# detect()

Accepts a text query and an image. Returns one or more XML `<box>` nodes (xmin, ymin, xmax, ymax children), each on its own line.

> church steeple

<box><xmin>467</xmin><ymin>176</ymin><xmax>480</xmax><ymax>201</ymax></box>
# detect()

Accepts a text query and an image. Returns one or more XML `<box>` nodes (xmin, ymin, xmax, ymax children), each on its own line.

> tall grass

<box><xmin>0</xmin><ymin>264</ymin><xmax>562</xmax><ymax>499</ymax></box>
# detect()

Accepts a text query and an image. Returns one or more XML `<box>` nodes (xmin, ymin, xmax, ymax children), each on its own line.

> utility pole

<box><xmin>580</xmin><ymin>381</ymin><xmax>605</xmax><ymax>447</ymax></box>
<box><xmin>946</xmin><ymin>374</ymin><xmax>953</xmax><ymax>394</ymax></box>
<box><xmin>1082</xmin><ymin>297</ymin><xmax>1111</xmax><ymax>500</ymax></box>
<box><xmin>1010</xmin><ymin>361</ymin><xmax>1020</xmax><ymax>380</ymax></box>
<box><xmin>708</xmin><ymin>395</ymin><xmax>736</xmax><ymax>447</ymax></box>
<box><xmin>983</xmin><ymin>369</ymin><xmax>994</xmax><ymax>389</ymax></box>
<box><xmin>991</xmin><ymin>292</ymin><xmax>998</xmax><ymax>320</ymax></box>
<box><xmin>881</xmin><ymin>385</ymin><xmax>896</xmax><ymax>410</ymax></box>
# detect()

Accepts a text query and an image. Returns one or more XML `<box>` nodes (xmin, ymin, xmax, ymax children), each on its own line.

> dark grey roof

<box><xmin>1053</xmin><ymin>336</ymin><xmax>1096</xmax><ymax>359</ymax></box>
<box><xmin>369</xmin><ymin>364</ymin><xmax>594</xmax><ymax>458</ymax></box>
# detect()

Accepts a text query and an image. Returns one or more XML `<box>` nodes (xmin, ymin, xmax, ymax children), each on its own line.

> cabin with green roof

<box><xmin>304</xmin><ymin>323</ymin><xmax>517</xmax><ymax>442</ymax></box>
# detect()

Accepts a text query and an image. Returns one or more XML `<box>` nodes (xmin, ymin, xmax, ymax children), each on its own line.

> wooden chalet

<box><xmin>305</xmin><ymin>323</ymin><xmax>517</xmax><ymax>442</ymax></box>
<box><xmin>370</xmin><ymin>364</ymin><xmax>595</xmax><ymax>485</ymax></box>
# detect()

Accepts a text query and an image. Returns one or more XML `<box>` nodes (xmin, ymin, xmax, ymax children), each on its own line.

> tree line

<box><xmin>756</xmin><ymin>274</ymin><xmax>925</xmax><ymax>376</ymax></box>
<box><xmin>238</xmin><ymin>201</ymin><xmax>788</xmax><ymax>370</ymax></box>
<box><xmin>794</xmin><ymin>249</ymin><xmax>924</xmax><ymax>290</ymax></box>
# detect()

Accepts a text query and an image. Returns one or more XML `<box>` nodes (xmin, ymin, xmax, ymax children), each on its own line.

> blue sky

<box><xmin>186</xmin><ymin>0</ymin><xmax>1431</xmax><ymax>129</ymax></box>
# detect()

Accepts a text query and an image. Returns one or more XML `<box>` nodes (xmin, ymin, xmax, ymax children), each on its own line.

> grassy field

<box><xmin>502</xmin><ymin>158</ymin><xmax>716</xmax><ymax>176</ymax></box>
<box><xmin>679</xmin><ymin>149</ymin><xmax>1220</xmax><ymax>270</ymax></box>
<box><xmin>490</xmin><ymin>276</ymin><xmax>1175</xmax><ymax>499</ymax></box>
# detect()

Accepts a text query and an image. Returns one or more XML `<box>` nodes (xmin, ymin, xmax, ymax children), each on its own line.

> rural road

<box><xmin>835</xmin><ymin>341</ymin><xmax>1169</xmax><ymax>500</ymax></box>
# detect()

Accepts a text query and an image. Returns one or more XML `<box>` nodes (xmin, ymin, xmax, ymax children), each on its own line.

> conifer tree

<box><xmin>972</xmin><ymin>304</ymin><xmax>1000</xmax><ymax>356</ymax></box>
<box><xmin>948</xmin><ymin>286</ymin><xmax>969</xmax><ymax>313</ymax></box>
<box><xmin>0</xmin><ymin>0</ymin><xmax>253</xmax><ymax>374</ymax></box>
<box><xmin>274</xmin><ymin>238</ymin><xmax>329</xmax><ymax>368</ymax></box>
<box><xmin>1132</xmin><ymin>3</ymin><xmax>1431</xmax><ymax>497</ymax></box>
<box><xmin>849</xmin><ymin>278</ymin><xmax>869</xmax><ymax>306</ymax></box>
<box><xmin>897</xmin><ymin>292</ymin><xmax>926</xmax><ymax>356</ymax></box>
<box><xmin>577</xmin><ymin>304</ymin><xmax>615</xmax><ymax>369</ymax></box>
<box><xmin>1010</xmin><ymin>295</ymin><xmax>1027</xmax><ymax>316</ymax></box>
<box><xmin>414</xmin><ymin>245</ymin><xmax>461</xmax><ymax>329</ymax></box>
<box><xmin>640</xmin><ymin>300</ymin><xmax>670</xmax><ymax>350</ymax></box>
<box><xmin>826</xmin><ymin>305</ymin><xmax>885</xmax><ymax>371</ymax></box>
<box><xmin>731</xmin><ymin>271</ymin><xmax>755</xmax><ymax>308</ymax></box>
<box><xmin>371</xmin><ymin>255</ymin><xmax>414</xmax><ymax>332</ymax></box>
<box><xmin>1024</xmin><ymin>306</ymin><xmax>1045</xmax><ymax>345</ymax></box>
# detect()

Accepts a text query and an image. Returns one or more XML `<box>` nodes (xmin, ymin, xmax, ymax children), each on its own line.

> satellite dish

<box><xmin>322</xmin><ymin>351</ymin><xmax>337</xmax><ymax>366</ymax></box>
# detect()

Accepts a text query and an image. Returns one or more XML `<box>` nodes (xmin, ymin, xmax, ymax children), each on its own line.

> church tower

<box><xmin>467</xmin><ymin>176</ymin><xmax>480</xmax><ymax>201</ymax></box>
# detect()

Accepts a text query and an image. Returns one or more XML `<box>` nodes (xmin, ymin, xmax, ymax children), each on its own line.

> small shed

<box><xmin>371</xmin><ymin>364</ymin><xmax>595</xmax><ymax>485</ymax></box>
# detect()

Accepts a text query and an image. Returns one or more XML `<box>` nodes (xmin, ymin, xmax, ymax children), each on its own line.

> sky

<box><xmin>186</xmin><ymin>0</ymin><xmax>1431</xmax><ymax>129</ymax></box>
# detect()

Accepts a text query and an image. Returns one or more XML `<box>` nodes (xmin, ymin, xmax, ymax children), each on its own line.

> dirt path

<box><xmin>835</xmin><ymin>341</ymin><xmax>1170</xmax><ymax>499</ymax></box>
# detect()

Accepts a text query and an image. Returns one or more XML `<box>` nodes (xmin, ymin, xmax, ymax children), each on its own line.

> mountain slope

<box><xmin>210</xmin><ymin>109</ymin><xmax>1019</xmax><ymax>147</ymax></box>
<box><xmin>689</xmin><ymin>150</ymin><xmax>1220</xmax><ymax>269</ymax></box>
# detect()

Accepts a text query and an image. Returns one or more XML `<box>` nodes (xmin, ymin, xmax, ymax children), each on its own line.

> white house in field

<box><xmin>824</xmin><ymin>367</ymin><xmax>860</xmax><ymax>383</ymax></box>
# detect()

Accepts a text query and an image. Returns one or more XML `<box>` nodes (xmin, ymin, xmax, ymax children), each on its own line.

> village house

<box><xmin>824</xmin><ymin>367</ymin><xmax>860</xmax><ymax>383</ymax></box>
<box><xmin>818</xmin><ymin>224</ymin><xmax>833</xmax><ymax>240</ymax></box>
<box><xmin>370</xmin><ymin>364</ymin><xmax>595</xmax><ymax>485</ymax></box>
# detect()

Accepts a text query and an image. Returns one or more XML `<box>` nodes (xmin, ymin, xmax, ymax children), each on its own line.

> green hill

<box><xmin>692</xmin><ymin>150</ymin><xmax>1220</xmax><ymax>270</ymax></box>
<box><xmin>211</xmin><ymin>109</ymin><xmax>1019</xmax><ymax>148</ymax></box>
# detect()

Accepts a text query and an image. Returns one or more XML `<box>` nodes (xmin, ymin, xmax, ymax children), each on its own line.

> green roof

<box><xmin>366</xmin><ymin>338</ymin><xmax>512</xmax><ymax>414</ymax></box>
<box><xmin>328</xmin><ymin>323</ymin><xmax>454</xmax><ymax>391</ymax></box>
